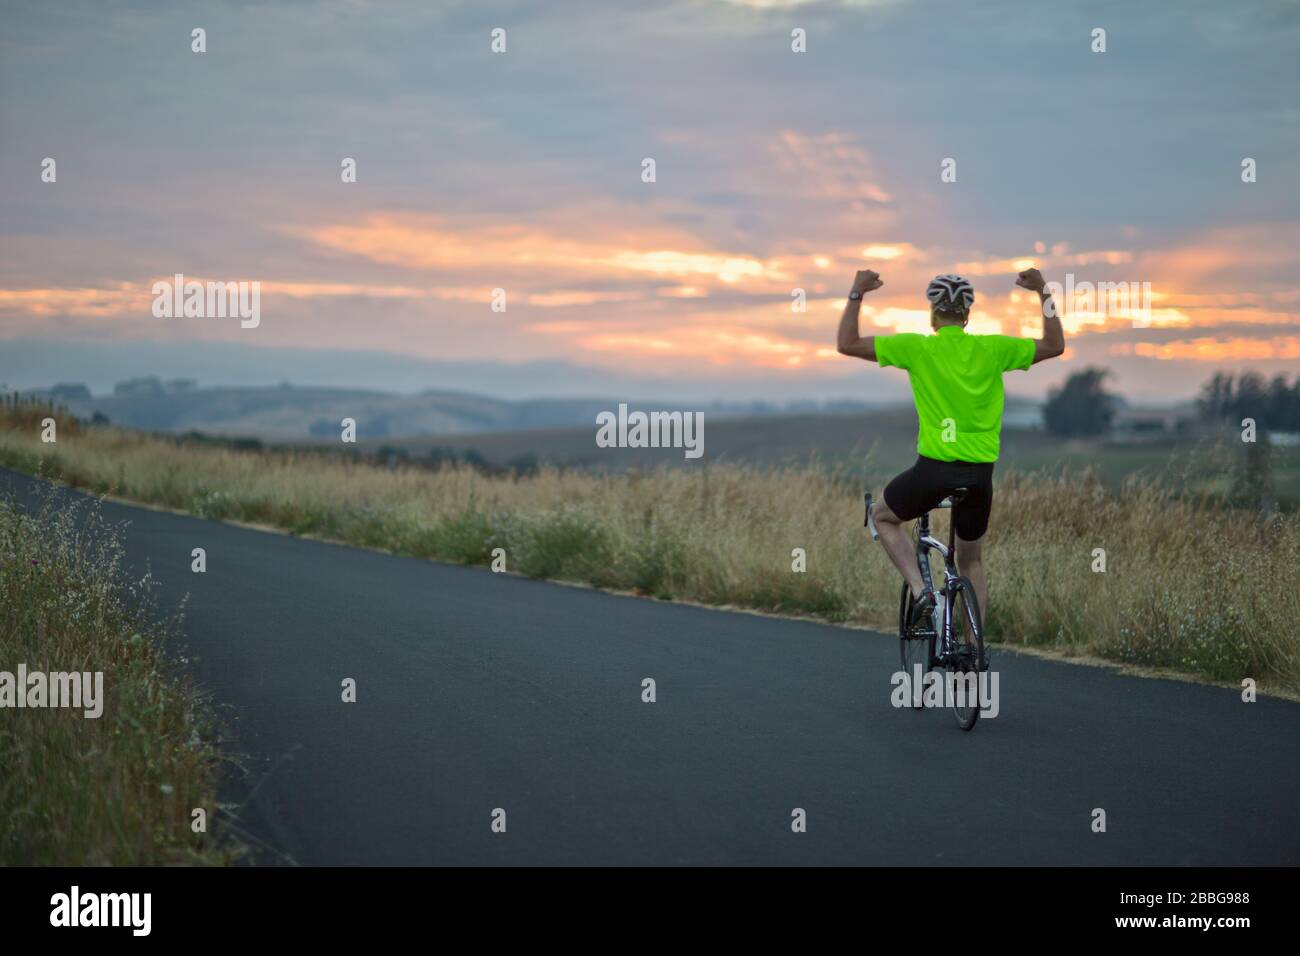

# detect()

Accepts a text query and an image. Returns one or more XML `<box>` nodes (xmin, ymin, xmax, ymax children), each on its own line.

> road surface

<box><xmin>4</xmin><ymin>466</ymin><xmax>1297</xmax><ymax>865</ymax></box>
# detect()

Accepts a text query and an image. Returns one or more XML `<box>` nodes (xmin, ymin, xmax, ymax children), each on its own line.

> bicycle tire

<box><xmin>946</xmin><ymin>577</ymin><xmax>985</xmax><ymax>731</ymax></box>
<box><xmin>898</xmin><ymin>583</ymin><xmax>932</xmax><ymax>709</ymax></box>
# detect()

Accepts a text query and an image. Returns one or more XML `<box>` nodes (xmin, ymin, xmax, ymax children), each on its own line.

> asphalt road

<box><xmin>5</xmin><ymin>466</ymin><xmax>1298</xmax><ymax>866</ymax></box>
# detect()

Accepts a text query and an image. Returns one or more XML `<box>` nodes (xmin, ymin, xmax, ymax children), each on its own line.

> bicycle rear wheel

<box><xmin>898</xmin><ymin>583</ymin><xmax>933</xmax><ymax>707</ymax></box>
<box><xmin>946</xmin><ymin>578</ymin><xmax>984</xmax><ymax>731</ymax></box>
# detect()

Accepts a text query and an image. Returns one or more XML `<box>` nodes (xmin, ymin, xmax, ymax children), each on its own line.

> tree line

<box><xmin>1196</xmin><ymin>371</ymin><xmax>1300</xmax><ymax>430</ymax></box>
<box><xmin>1042</xmin><ymin>368</ymin><xmax>1300</xmax><ymax>437</ymax></box>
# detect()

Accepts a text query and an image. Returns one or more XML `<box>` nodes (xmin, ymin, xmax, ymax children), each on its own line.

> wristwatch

<box><xmin>849</xmin><ymin>290</ymin><xmax>862</xmax><ymax>300</ymax></box>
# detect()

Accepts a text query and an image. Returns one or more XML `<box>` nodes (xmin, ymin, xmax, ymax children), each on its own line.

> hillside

<box><xmin>58</xmin><ymin>385</ymin><xmax>625</xmax><ymax>441</ymax></box>
<box><xmin>368</xmin><ymin>406</ymin><xmax>919</xmax><ymax>471</ymax></box>
<box><xmin>365</xmin><ymin>409</ymin><xmax>1300</xmax><ymax>507</ymax></box>
<box><xmin>47</xmin><ymin>383</ymin><xmax>878</xmax><ymax>442</ymax></box>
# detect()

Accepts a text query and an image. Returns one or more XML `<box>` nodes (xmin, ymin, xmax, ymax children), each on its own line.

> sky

<box><xmin>1</xmin><ymin>0</ymin><xmax>1298</xmax><ymax>404</ymax></box>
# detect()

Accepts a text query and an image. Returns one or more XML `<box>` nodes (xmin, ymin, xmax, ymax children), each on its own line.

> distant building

<box><xmin>1108</xmin><ymin>406</ymin><xmax>1198</xmax><ymax>443</ymax></box>
<box><xmin>113</xmin><ymin>376</ymin><xmax>165</xmax><ymax>397</ymax></box>
<box><xmin>1002</xmin><ymin>404</ymin><xmax>1044</xmax><ymax>430</ymax></box>
<box><xmin>165</xmin><ymin>378</ymin><xmax>198</xmax><ymax>393</ymax></box>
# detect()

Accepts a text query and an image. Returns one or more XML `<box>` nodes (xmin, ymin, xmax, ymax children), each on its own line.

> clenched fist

<box><xmin>852</xmin><ymin>270</ymin><xmax>884</xmax><ymax>295</ymax></box>
<box><xmin>1015</xmin><ymin>268</ymin><xmax>1047</xmax><ymax>293</ymax></box>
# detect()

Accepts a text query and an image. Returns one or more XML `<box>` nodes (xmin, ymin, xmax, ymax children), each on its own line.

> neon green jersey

<box><xmin>875</xmin><ymin>326</ymin><xmax>1035</xmax><ymax>463</ymax></box>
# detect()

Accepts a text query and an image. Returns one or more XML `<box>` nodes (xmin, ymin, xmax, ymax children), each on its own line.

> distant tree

<box><xmin>1234</xmin><ymin>372</ymin><xmax>1268</xmax><ymax>426</ymax></box>
<box><xmin>1266</xmin><ymin>374</ymin><xmax>1299</xmax><ymax>430</ymax></box>
<box><xmin>50</xmin><ymin>382</ymin><xmax>92</xmax><ymax>402</ymax></box>
<box><xmin>1197</xmin><ymin>371</ymin><xmax>1234</xmax><ymax>421</ymax></box>
<box><xmin>1043</xmin><ymin>367</ymin><xmax>1117</xmax><ymax>437</ymax></box>
<box><xmin>1200</xmin><ymin>370</ymin><xmax>1300</xmax><ymax>431</ymax></box>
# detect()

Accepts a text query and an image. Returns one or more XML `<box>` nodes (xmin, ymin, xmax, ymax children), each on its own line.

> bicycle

<box><xmin>865</xmin><ymin>489</ymin><xmax>988</xmax><ymax>731</ymax></box>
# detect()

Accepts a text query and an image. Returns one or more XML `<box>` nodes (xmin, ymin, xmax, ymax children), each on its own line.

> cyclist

<box><xmin>835</xmin><ymin>268</ymin><xmax>1064</xmax><ymax>625</ymax></box>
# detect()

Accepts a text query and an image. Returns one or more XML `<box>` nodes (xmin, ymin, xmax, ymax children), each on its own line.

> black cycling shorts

<box><xmin>882</xmin><ymin>455</ymin><xmax>995</xmax><ymax>541</ymax></box>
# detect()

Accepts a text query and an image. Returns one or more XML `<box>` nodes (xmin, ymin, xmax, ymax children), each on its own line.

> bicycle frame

<box><xmin>914</xmin><ymin>506</ymin><xmax>960</xmax><ymax>654</ymax></box>
<box><xmin>865</xmin><ymin>493</ymin><xmax>962</xmax><ymax>653</ymax></box>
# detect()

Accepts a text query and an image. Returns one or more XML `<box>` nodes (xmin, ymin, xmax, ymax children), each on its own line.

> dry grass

<box><xmin>2</xmin><ymin>407</ymin><xmax>1297</xmax><ymax>695</ymax></box>
<box><xmin>0</xmin><ymin>477</ymin><xmax>237</xmax><ymax>864</ymax></box>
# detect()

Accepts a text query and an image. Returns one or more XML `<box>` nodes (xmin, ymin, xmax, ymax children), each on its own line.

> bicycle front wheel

<box><xmin>946</xmin><ymin>578</ymin><xmax>985</xmax><ymax>732</ymax></box>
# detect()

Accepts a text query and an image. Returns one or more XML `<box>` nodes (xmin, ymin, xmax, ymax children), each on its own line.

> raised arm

<box><xmin>836</xmin><ymin>269</ymin><xmax>884</xmax><ymax>361</ymax></box>
<box><xmin>1016</xmin><ymin>267</ymin><xmax>1065</xmax><ymax>364</ymax></box>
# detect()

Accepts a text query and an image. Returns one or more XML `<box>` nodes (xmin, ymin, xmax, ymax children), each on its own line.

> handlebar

<box><xmin>863</xmin><ymin>493</ymin><xmax>879</xmax><ymax>541</ymax></box>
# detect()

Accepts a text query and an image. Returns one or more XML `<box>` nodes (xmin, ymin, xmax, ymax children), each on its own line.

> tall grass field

<box><xmin>0</xmin><ymin>474</ymin><xmax>234</xmax><ymax>864</ymax></box>
<box><xmin>2</xmin><ymin>406</ymin><xmax>1298</xmax><ymax>696</ymax></box>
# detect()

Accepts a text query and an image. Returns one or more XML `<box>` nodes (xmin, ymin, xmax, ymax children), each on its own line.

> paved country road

<box><xmin>5</xmin><ymin>467</ymin><xmax>1297</xmax><ymax>866</ymax></box>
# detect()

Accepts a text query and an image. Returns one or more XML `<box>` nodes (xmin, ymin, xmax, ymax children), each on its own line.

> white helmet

<box><xmin>927</xmin><ymin>274</ymin><xmax>975</xmax><ymax>313</ymax></box>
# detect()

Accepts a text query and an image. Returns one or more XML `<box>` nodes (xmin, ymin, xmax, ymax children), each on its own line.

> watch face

<box><xmin>850</xmin><ymin>291</ymin><xmax>861</xmax><ymax>299</ymax></box>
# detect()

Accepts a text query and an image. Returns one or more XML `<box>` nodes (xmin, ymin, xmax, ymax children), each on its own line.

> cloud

<box><xmin>768</xmin><ymin>130</ymin><xmax>892</xmax><ymax>204</ymax></box>
<box><xmin>295</xmin><ymin>214</ymin><xmax>797</xmax><ymax>289</ymax></box>
<box><xmin>2</xmin><ymin>0</ymin><xmax>1298</xmax><ymax>402</ymax></box>
<box><xmin>1112</xmin><ymin>336</ymin><xmax>1300</xmax><ymax>362</ymax></box>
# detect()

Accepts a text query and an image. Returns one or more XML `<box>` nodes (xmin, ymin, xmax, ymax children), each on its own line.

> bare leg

<box><xmin>873</xmin><ymin>498</ymin><xmax>925</xmax><ymax>598</ymax></box>
<box><xmin>955</xmin><ymin>534</ymin><xmax>986</xmax><ymax>615</ymax></box>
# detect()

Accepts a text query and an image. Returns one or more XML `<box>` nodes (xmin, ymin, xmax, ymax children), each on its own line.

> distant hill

<box><xmin>50</xmin><ymin>384</ymin><xmax>617</xmax><ymax>441</ymax></box>
<box><xmin>362</xmin><ymin>404</ymin><xmax>1296</xmax><ymax>507</ymax></box>
<box><xmin>33</xmin><ymin>381</ymin><xmax>879</xmax><ymax>442</ymax></box>
<box><xmin>366</xmin><ymin>400</ymin><xmax>1052</xmax><ymax>472</ymax></box>
<box><xmin>368</xmin><ymin>406</ymin><xmax>923</xmax><ymax>472</ymax></box>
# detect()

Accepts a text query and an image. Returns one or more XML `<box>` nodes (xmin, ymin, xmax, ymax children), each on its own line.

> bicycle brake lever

<box><xmin>864</xmin><ymin>493</ymin><xmax>879</xmax><ymax>541</ymax></box>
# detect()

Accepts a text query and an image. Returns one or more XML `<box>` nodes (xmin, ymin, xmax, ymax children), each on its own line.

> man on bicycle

<box><xmin>835</xmin><ymin>267</ymin><xmax>1064</xmax><ymax>624</ymax></box>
